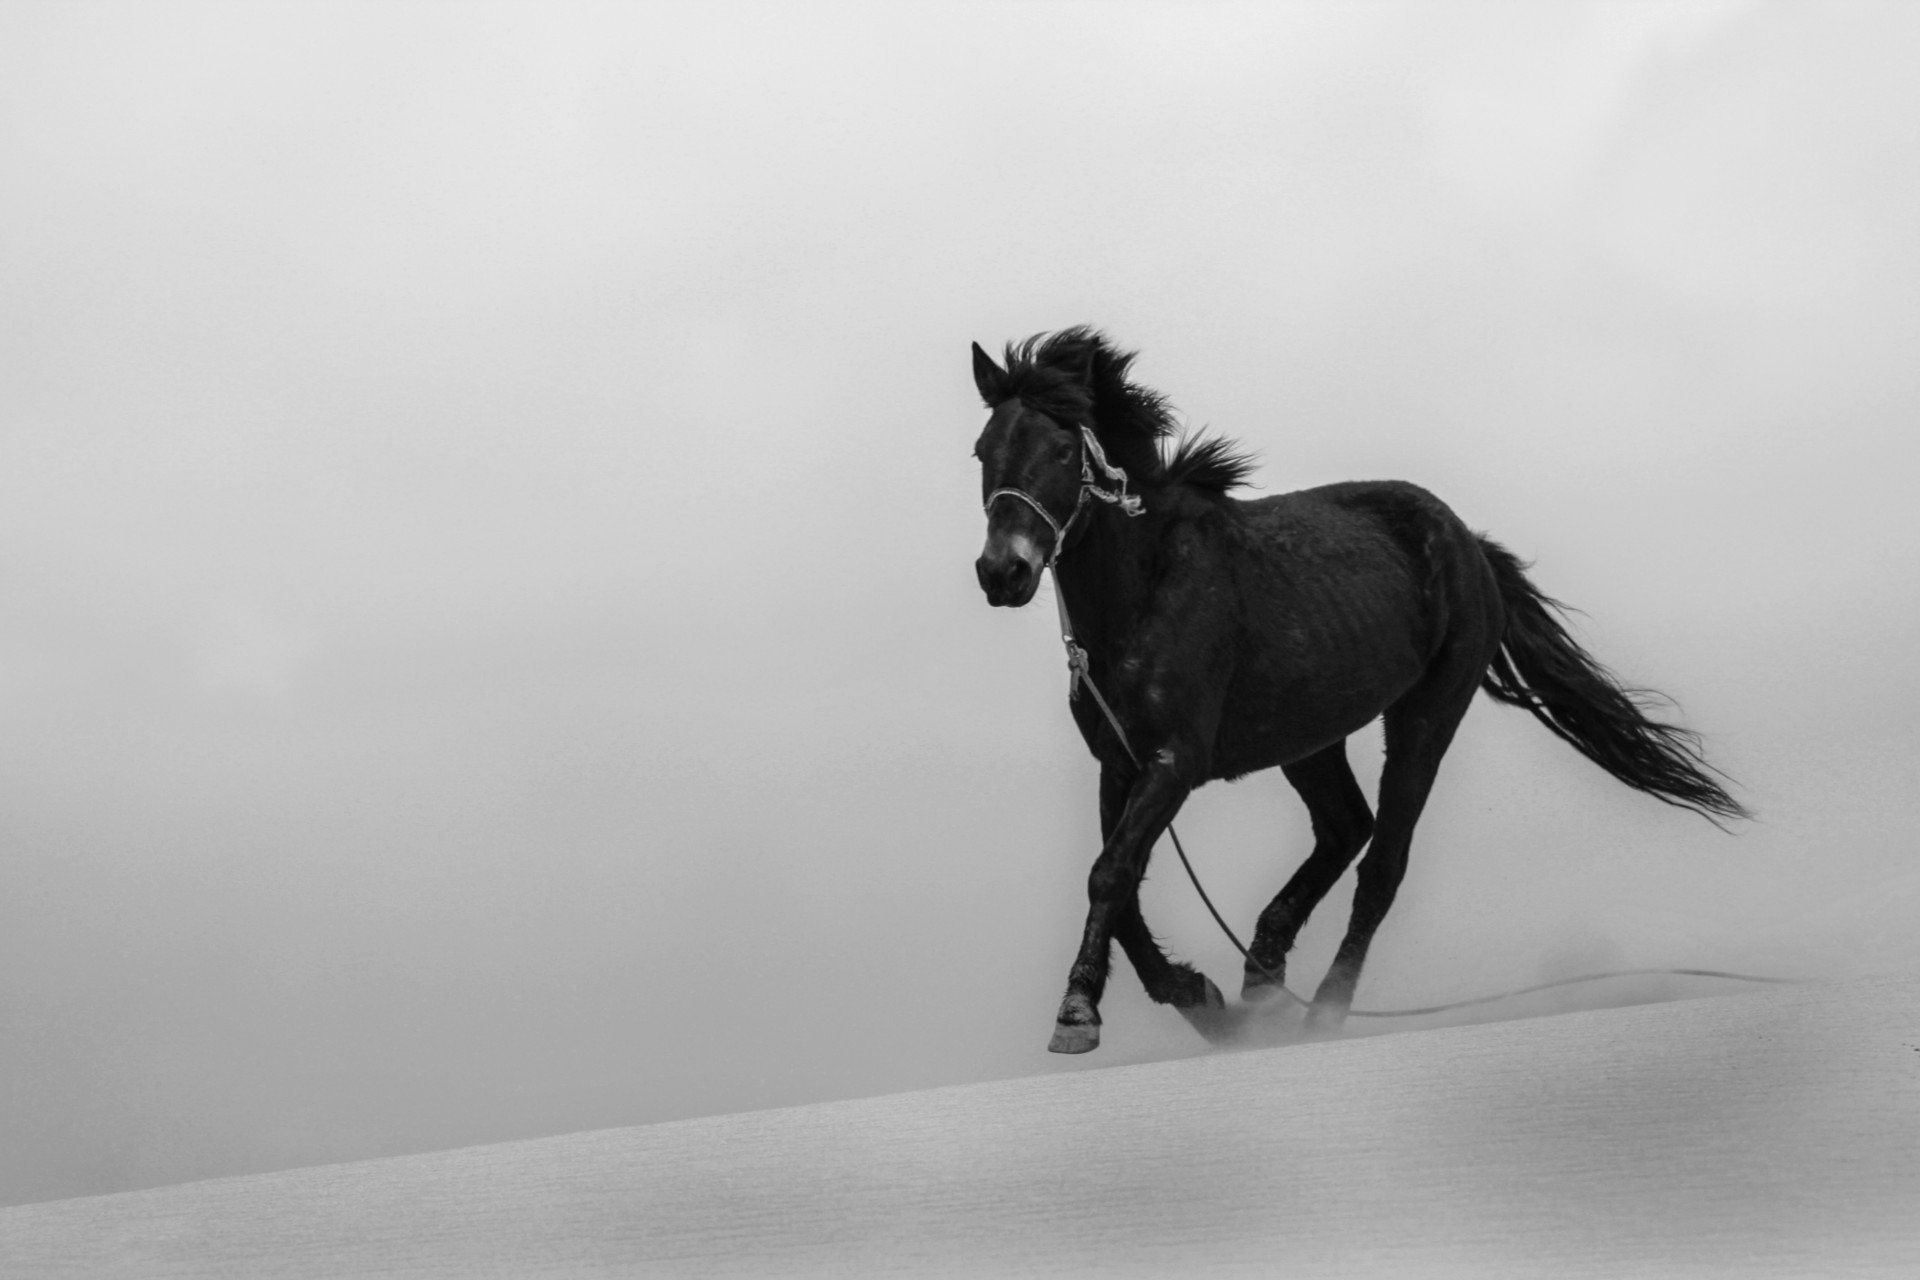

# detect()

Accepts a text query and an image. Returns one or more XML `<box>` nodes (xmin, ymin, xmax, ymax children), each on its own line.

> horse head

<box><xmin>971</xmin><ymin>341</ymin><xmax>1087</xmax><ymax>607</ymax></box>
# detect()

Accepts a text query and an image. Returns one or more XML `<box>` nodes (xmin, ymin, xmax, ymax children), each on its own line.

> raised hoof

<box><xmin>1177</xmin><ymin>977</ymin><xmax>1247</xmax><ymax>1045</ymax></box>
<box><xmin>1048</xmin><ymin>1021</ymin><xmax>1101</xmax><ymax>1054</ymax></box>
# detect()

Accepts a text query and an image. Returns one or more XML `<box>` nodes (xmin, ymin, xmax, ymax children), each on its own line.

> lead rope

<box><xmin>1048</xmin><ymin>563</ymin><xmax>1300</xmax><ymax>1005</ymax></box>
<box><xmin>1045</xmin><ymin>563</ymin><xmax>1798</xmax><ymax>1019</ymax></box>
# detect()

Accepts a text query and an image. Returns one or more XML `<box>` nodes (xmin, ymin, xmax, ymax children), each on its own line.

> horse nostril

<box><xmin>976</xmin><ymin>548</ymin><xmax>1037</xmax><ymax>605</ymax></box>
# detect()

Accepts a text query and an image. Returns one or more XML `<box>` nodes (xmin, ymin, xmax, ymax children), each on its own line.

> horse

<box><xmin>969</xmin><ymin>327</ymin><xmax>1747</xmax><ymax>1054</ymax></box>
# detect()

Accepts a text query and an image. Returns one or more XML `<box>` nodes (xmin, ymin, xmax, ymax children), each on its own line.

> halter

<box><xmin>983</xmin><ymin>426</ymin><xmax>1144</xmax><ymax>568</ymax></box>
<box><xmin>982</xmin><ymin>424</ymin><xmax>1145</xmax><ymax>709</ymax></box>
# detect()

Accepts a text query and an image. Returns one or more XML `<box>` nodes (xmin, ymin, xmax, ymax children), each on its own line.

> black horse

<box><xmin>970</xmin><ymin>328</ymin><xmax>1746</xmax><ymax>1054</ymax></box>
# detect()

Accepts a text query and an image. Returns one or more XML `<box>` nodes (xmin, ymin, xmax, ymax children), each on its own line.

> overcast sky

<box><xmin>3</xmin><ymin>0</ymin><xmax>1918</xmax><ymax>1206</ymax></box>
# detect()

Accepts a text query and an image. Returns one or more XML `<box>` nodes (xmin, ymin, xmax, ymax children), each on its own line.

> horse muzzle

<box><xmin>976</xmin><ymin>534</ymin><xmax>1045</xmax><ymax>608</ymax></box>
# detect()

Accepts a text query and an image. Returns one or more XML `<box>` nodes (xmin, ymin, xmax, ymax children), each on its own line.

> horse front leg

<box><xmin>1049</xmin><ymin>757</ymin><xmax>1194</xmax><ymax>1054</ymax></box>
<box><xmin>1094</xmin><ymin>766</ymin><xmax>1235</xmax><ymax>1042</ymax></box>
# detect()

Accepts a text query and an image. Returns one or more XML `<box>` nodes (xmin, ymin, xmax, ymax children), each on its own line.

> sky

<box><xmin>1</xmin><ymin>0</ymin><xmax>1917</xmax><ymax>1206</ymax></box>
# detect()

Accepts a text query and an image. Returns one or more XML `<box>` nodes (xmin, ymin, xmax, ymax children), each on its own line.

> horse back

<box><xmin>1205</xmin><ymin>480</ymin><xmax>1497</xmax><ymax>773</ymax></box>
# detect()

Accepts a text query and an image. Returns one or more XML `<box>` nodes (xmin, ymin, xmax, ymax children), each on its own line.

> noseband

<box><xmin>984</xmin><ymin>426</ymin><xmax>1144</xmax><ymax>566</ymax></box>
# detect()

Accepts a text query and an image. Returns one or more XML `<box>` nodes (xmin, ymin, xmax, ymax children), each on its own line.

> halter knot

<box><xmin>1076</xmin><ymin>428</ymin><xmax>1145</xmax><ymax>517</ymax></box>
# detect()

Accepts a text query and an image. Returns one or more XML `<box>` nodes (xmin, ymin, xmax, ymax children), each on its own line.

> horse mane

<box><xmin>991</xmin><ymin>327</ymin><xmax>1258</xmax><ymax>496</ymax></box>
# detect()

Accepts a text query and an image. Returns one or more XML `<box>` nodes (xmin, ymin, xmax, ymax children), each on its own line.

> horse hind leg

<box><xmin>1243</xmin><ymin>741</ymin><xmax>1375</xmax><ymax>1003</ymax></box>
<box><xmin>1307</xmin><ymin>676</ymin><xmax>1478</xmax><ymax>1031</ymax></box>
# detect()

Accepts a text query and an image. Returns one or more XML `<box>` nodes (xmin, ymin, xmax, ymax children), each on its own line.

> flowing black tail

<box><xmin>1476</xmin><ymin>537</ymin><xmax>1749</xmax><ymax>823</ymax></box>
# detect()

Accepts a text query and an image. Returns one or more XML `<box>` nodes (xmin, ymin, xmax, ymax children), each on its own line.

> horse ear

<box><xmin>972</xmin><ymin>341</ymin><xmax>1007</xmax><ymax>405</ymax></box>
<box><xmin>1071</xmin><ymin>347</ymin><xmax>1097</xmax><ymax>390</ymax></box>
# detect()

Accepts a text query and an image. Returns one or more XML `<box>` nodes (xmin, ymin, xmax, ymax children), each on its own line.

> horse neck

<box><xmin>1055</xmin><ymin>502</ymin><xmax>1157</xmax><ymax>653</ymax></box>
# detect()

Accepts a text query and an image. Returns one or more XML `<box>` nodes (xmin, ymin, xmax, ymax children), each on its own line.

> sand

<box><xmin>4</xmin><ymin>972</ymin><xmax>1917</xmax><ymax>1278</ymax></box>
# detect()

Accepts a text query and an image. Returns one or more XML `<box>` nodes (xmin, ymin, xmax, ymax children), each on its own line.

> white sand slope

<box><xmin>4</xmin><ymin>973</ymin><xmax>1918</xmax><ymax>1278</ymax></box>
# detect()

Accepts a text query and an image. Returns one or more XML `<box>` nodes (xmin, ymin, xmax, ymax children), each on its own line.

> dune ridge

<box><xmin>4</xmin><ymin>973</ymin><xmax>1918</xmax><ymax>1278</ymax></box>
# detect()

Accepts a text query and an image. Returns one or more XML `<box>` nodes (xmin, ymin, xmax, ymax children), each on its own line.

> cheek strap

<box><xmin>983</xmin><ymin>427</ymin><xmax>1145</xmax><ymax>565</ymax></box>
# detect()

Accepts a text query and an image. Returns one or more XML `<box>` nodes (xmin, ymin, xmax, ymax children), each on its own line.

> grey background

<box><xmin>3</xmin><ymin>1</ymin><xmax>1916</xmax><ymax>1207</ymax></box>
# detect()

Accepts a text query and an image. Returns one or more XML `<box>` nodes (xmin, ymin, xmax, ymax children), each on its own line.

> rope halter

<box><xmin>983</xmin><ymin>426</ymin><xmax>1145</xmax><ymax>568</ymax></box>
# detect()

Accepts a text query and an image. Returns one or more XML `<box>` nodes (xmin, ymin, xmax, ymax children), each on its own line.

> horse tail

<box><xmin>1475</xmin><ymin>536</ymin><xmax>1749</xmax><ymax>823</ymax></box>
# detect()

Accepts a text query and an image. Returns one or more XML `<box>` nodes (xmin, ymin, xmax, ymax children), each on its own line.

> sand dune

<box><xmin>4</xmin><ymin>974</ymin><xmax>1917</xmax><ymax>1278</ymax></box>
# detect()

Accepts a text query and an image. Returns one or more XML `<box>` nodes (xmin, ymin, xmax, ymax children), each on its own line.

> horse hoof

<box><xmin>1048</xmin><ymin>1021</ymin><xmax>1100</xmax><ymax>1054</ymax></box>
<box><xmin>1242</xmin><ymin>976</ymin><xmax>1282</xmax><ymax>1004</ymax></box>
<box><xmin>1178</xmin><ymin>978</ymin><xmax>1247</xmax><ymax>1045</ymax></box>
<box><xmin>1303</xmin><ymin>1000</ymin><xmax>1349</xmax><ymax>1034</ymax></box>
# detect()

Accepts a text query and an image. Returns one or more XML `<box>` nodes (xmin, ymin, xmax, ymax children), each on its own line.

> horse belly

<box><xmin>1210</xmin><ymin>598</ymin><xmax>1427</xmax><ymax>777</ymax></box>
